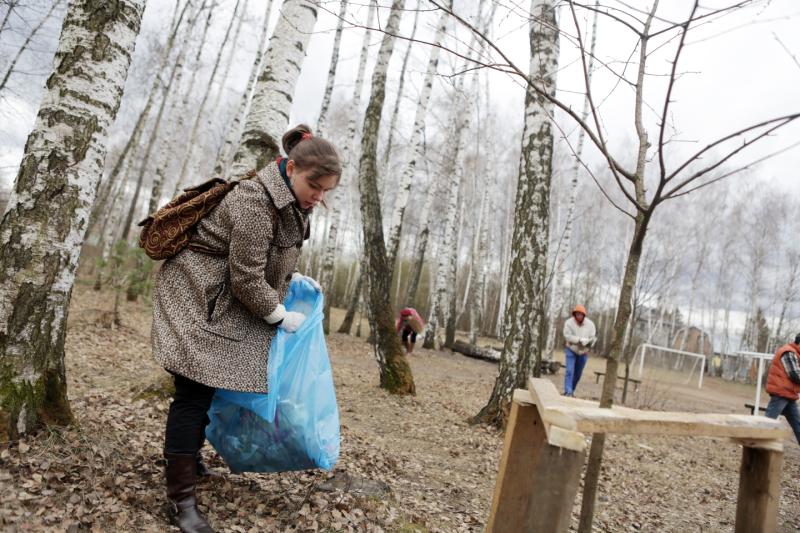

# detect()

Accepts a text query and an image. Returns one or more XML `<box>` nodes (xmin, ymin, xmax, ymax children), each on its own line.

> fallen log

<box><xmin>452</xmin><ymin>340</ymin><xmax>501</xmax><ymax>362</ymax></box>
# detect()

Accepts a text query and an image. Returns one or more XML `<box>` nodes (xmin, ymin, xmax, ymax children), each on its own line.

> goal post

<box><xmin>632</xmin><ymin>343</ymin><xmax>707</xmax><ymax>388</ymax></box>
<box><xmin>736</xmin><ymin>351</ymin><xmax>772</xmax><ymax>416</ymax></box>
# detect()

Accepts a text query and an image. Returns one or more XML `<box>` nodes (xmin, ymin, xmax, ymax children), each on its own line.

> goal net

<box><xmin>630</xmin><ymin>343</ymin><xmax>706</xmax><ymax>388</ymax></box>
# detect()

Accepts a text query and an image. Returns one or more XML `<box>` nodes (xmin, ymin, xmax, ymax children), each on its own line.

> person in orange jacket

<box><xmin>764</xmin><ymin>333</ymin><xmax>800</xmax><ymax>445</ymax></box>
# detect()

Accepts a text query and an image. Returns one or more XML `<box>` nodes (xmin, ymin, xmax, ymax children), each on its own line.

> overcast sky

<box><xmin>1</xmin><ymin>0</ymin><xmax>798</xmax><ymax>195</ymax></box>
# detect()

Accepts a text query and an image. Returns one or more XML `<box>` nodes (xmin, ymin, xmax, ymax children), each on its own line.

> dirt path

<box><xmin>2</xmin><ymin>285</ymin><xmax>799</xmax><ymax>532</ymax></box>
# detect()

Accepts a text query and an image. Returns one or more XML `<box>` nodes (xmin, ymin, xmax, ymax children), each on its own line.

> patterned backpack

<box><xmin>138</xmin><ymin>171</ymin><xmax>255</xmax><ymax>260</ymax></box>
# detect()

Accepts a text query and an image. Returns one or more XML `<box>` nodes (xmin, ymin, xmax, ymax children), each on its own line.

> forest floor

<box><xmin>2</xmin><ymin>283</ymin><xmax>800</xmax><ymax>532</ymax></box>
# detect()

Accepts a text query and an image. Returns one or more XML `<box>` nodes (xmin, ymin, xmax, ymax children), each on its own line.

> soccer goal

<box><xmin>736</xmin><ymin>351</ymin><xmax>772</xmax><ymax>416</ymax></box>
<box><xmin>631</xmin><ymin>343</ymin><xmax>706</xmax><ymax>388</ymax></box>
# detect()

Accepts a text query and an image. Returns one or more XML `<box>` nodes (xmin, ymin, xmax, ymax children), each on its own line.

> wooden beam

<box><xmin>735</xmin><ymin>445</ymin><xmax>783</xmax><ymax>533</ymax></box>
<box><xmin>527</xmin><ymin>378</ymin><xmax>788</xmax><ymax>441</ymax></box>
<box><xmin>487</xmin><ymin>401</ymin><xmax>585</xmax><ymax>533</ymax></box>
<box><xmin>513</xmin><ymin>389</ymin><xmax>586</xmax><ymax>452</ymax></box>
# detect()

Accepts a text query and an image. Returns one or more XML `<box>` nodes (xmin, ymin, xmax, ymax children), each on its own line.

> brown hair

<box><xmin>282</xmin><ymin>124</ymin><xmax>342</xmax><ymax>184</ymax></box>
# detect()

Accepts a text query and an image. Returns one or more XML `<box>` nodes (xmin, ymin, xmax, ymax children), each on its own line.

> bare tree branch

<box><xmin>656</xmin><ymin>1</ymin><xmax>697</xmax><ymax>185</ymax></box>
<box><xmin>663</xmin><ymin>113</ymin><xmax>800</xmax><ymax>196</ymax></box>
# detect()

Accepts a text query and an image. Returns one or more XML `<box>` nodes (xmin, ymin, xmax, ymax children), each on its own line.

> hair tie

<box><xmin>301</xmin><ymin>132</ymin><xmax>313</xmax><ymax>141</ymax></box>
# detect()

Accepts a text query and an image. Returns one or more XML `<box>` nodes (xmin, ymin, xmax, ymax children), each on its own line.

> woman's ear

<box><xmin>286</xmin><ymin>159</ymin><xmax>295</xmax><ymax>177</ymax></box>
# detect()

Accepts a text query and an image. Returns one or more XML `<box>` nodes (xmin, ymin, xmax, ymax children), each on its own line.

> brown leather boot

<box><xmin>196</xmin><ymin>454</ymin><xmax>221</xmax><ymax>482</ymax></box>
<box><xmin>165</xmin><ymin>453</ymin><xmax>215</xmax><ymax>533</ymax></box>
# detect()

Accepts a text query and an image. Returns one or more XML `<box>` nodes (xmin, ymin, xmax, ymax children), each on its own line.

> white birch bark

<box><xmin>320</xmin><ymin>1</ymin><xmax>375</xmax><ymax>333</ymax></box>
<box><xmin>173</xmin><ymin>0</ymin><xmax>242</xmax><ymax>191</ymax></box>
<box><xmin>214</xmin><ymin>0</ymin><xmax>275</xmax><ymax>178</ymax></box>
<box><xmin>475</xmin><ymin>0</ymin><xmax>558</xmax><ymax>424</ymax></box>
<box><xmin>160</xmin><ymin>5</ymin><xmax>213</xmax><ymax>194</ymax></box>
<box><xmin>206</xmin><ymin>0</ymin><xmax>249</xmax><ymax>123</ymax></box>
<box><xmin>469</xmin><ymin>183</ymin><xmax>490</xmax><ymax>344</ymax></box>
<box><xmin>380</xmin><ymin>0</ymin><xmax>421</xmax><ymax>173</ymax></box>
<box><xmin>385</xmin><ymin>6</ymin><xmax>447</xmax><ymax>270</ymax></box>
<box><xmin>124</xmin><ymin>2</ymin><xmax>204</xmax><ymax>236</ymax></box>
<box><xmin>230</xmin><ymin>0</ymin><xmax>319</xmax><ymax>176</ymax></box>
<box><xmin>87</xmin><ymin>0</ymin><xmax>190</xmax><ymax>237</ymax></box>
<box><xmin>148</xmin><ymin>2</ymin><xmax>206</xmax><ymax>212</ymax></box>
<box><xmin>316</xmin><ymin>0</ymin><xmax>348</xmax><ymax>137</ymax></box>
<box><xmin>423</xmin><ymin>107</ymin><xmax>465</xmax><ymax>349</ymax></box>
<box><xmin>545</xmin><ymin>0</ymin><xmax>600</xmax><ymax>356</ymax></box>
<box><xmin>0</xmin><ymin>0</ymin><xmax>145</xmax><ymax>439</ymax></box>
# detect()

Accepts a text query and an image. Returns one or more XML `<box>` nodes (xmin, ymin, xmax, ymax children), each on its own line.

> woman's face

<box><xmin>286</xmin><ymin>160</ymin><xmax>338</xmax><ymax>210</ymax></box>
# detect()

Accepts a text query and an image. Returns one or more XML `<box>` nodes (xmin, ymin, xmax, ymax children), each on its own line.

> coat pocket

<box><xmin>198</xmin><ymin>286</ymin><xmax>250</xmax><ymax>342</ymax></box>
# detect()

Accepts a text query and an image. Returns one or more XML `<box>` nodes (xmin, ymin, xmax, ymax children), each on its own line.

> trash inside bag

<box><xmin>205</xmin><ymin>279</ymin><xmax>340</xmax><ymax>473</ymax></box>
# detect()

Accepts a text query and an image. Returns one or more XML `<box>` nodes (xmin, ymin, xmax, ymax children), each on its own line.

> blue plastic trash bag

<box><xmin>205</xmin><ymin>279</ymin><xmax>340</xmax><ymax>473</ymax></box>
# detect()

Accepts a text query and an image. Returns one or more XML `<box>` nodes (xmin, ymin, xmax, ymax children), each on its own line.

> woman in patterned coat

<box><xmin>151</xmin><ymin>125</ymin><xmax>341</xmax><ymax>533</ymax></box>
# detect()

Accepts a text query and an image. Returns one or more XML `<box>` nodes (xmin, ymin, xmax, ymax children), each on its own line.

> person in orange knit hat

<box><xmin>562</xmin><ymin>304</ymin><xmax>597</xmax><ymax>396</ymax></box>
<box><xmin>764</xmin><ymin>333</ymin><xmax>800</xmax><ymax>445</ymax></box>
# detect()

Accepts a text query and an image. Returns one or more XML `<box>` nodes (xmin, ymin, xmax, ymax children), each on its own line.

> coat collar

<box><xmin>257</xmin><ymin>162</ymin><xmax>296</xmax><ymax>210</ymax></box>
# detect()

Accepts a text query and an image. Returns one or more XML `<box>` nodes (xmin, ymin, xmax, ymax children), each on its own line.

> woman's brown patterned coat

<box><xmin>151</xmin><ymin>162</ymin><xmax>309</xmax><ymax>393</ymax></box>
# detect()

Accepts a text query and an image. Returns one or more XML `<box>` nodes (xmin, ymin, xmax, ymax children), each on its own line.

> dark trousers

<box><xmin>164</xmin><ymin>373</ymin><xmax>216</xmax><ymax>455</ymax></box>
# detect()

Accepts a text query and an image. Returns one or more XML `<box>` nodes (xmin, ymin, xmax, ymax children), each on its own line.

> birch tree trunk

<box><xmin>422</xmin><ymin>123</ymin><xmax>463</xmax><ymax>349</ymax></box>
<box><xmin>147</xmin><ymin>2</ymin><xmax>208</xmax><ymax>213</ymax></box>
<box><xmin>86</xmin><ymin>0</ymin><xmax>190</xmax><ymax>239</ymax></box>
<box><xmin>316</xmin><ymin>0</ymin><xmax>348</xmax><ymax>136</ymax></box>
<box><xmin>775</xmin><ymin>255</ymin><xmax>799</xmax><ymax>343</ymax></box>
<box><xmin>385</xmin><ymin>5</ymin><xmax>448</xmax><ymax>271</ymax></box>
<box><xmin>472</xmin><ymin>0</ymin><xmax>558</xmax><ymax>426</ymax></box>
<box><xmin>229</xmin><ymin>0</ymin><xmax>319</xmax><ymax>176</ymax></box>
<box><xmin>214</xmin><ymin>0</ymin><xmax>274</xmax><ymax>178</ymax></box>
<box><xmin>172</xmin><ymin>0</ymin><xmax>242</xmax><ymax>192</ymax></box>
<box><xmin>320</xmin><ymin>1</ymin><xmax>376</xmax><ymax>334</ymax></box>
<box><xmin>122</xmin><ymin>2</ymin><xmax>203</xmax><ymax>238</ymax></box>
<box><xmin>469</xmin><ymin>184</ymin><xmax>490</xmax><ymax>344</ymax></box>
<box><xmin>357</xmin><ymin>0</ymin><xmax>415</xmax><ymax>394</ymax></box>
<box><xmin>159</xmin><ymin>4</ymin><xmax>213</xmax><ymax>195</ymax></box>
<box><xmin>380</xmin><ymin>0</ymin><xmax>421</xmax><ymax>173</ymax></box>
<box><xmin>545</xmin><ymin>0</ymin><xmax>600</xmax><ymax>357</ymax></box>
<box><xmin>0</xmin><ymin>0</ymin><xmax>145</xmax><ymax>440</ymax></box>
<box><xmin>206</xmin><ymin>0</ymin><xmax>249</xmax><ymax>122</ymax></box>
<box><xmin>337</xmin><ymin>258</ymin><xmax>364</xmax><ymax>334</ymax></box>
<box><xmin>402</xmin><ymin>143</ymin><xmax>434</xmax><ymax>307</ymax></box>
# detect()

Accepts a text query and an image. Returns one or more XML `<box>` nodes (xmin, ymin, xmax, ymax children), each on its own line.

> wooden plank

<box><xmin>513</xmin><ymin>389</ymin><xmax>586</xmax><ymax>452</ymax></box>
<box><xmin>487</xmin><ymin>401</ymin><xmax>585</xmax><ymax>533</ymax></box>
<box><xmin>527</xmin><ymin>378</ymin><xmax>789</xmax><ymax>440</ymax></box>
<box><xmin>543</xmin><ymin>404</ymin><xmax>788</xmax><ymax>439</ymax></box>
<box><xmin>735</xmin><ymin>446</ymin><xmax>783</xmax><ymax>533</ymax></box>
<box><xmin>731</xmin><ymin>438</ymin><xmax>783</xmax><ymax>452</ymax></box>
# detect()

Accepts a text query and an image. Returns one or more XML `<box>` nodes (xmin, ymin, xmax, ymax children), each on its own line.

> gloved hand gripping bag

<box><xmin>205</xmin><ymin>279</ymin><xmax>340</xmax><ymax>473</ymax></box>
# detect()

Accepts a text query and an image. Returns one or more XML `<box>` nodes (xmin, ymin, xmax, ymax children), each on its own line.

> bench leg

<box><xmin>487</xmin><ymin>401</ymin><xmax>585</xmax><ymax>533</ymax></box>
<box><xmin>734</xmin><ymin>445</ymin><xmax>782</xmax><ymax>533</ymax></box>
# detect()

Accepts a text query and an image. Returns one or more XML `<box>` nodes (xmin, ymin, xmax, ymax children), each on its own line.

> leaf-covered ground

<box><xmin>2</xmin><ymin>285</ymin><xmax>799</xmax><ymax>532</ymax></box>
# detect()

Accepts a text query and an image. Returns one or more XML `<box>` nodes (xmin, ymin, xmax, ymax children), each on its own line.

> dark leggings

<box><xmin>401</xmin><ymin>328</ymin><xmax>417</xmax><ymax>343</ymax></box>
<box><xmin>164</xmin><ymin>373</ymin><xmax>216</xmax><ymax>455</ymax></box>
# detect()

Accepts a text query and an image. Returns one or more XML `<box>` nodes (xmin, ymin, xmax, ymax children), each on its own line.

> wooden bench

<box><xmin>594</xmin><ymin>370</ymin><xmax>641</xmax><ymax>392</ymax></box>
<box><xmin>745</xmin><ymin>403</ymin><xmax>768</xmax><ymax>415</ymax></box>
<box><xmin>487</xmin><ymin>378</ymin><xmax>789</xmax><ymax>533</ymax></box>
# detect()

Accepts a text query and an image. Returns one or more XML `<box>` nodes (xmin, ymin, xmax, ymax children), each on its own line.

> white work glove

<box><xmin>279</xmin><ymin>311</ymin><xmax>306</xmax><ymax>333</ymax></box>
<box><xmin>291</xmin><ymin>272</ymin><xmax>321</xmax><ymax>292</ymax></box>
<box><xmin>579</xmin><ymin>337</ymin><xmax>588</xmax><ymax>345</ymax></box>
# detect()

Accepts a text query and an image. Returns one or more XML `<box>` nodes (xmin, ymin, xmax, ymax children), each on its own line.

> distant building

<box><xmin>670</xmin><ymin>326</ymin><xmax>713</xmax><ymax>357</ymax></box>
